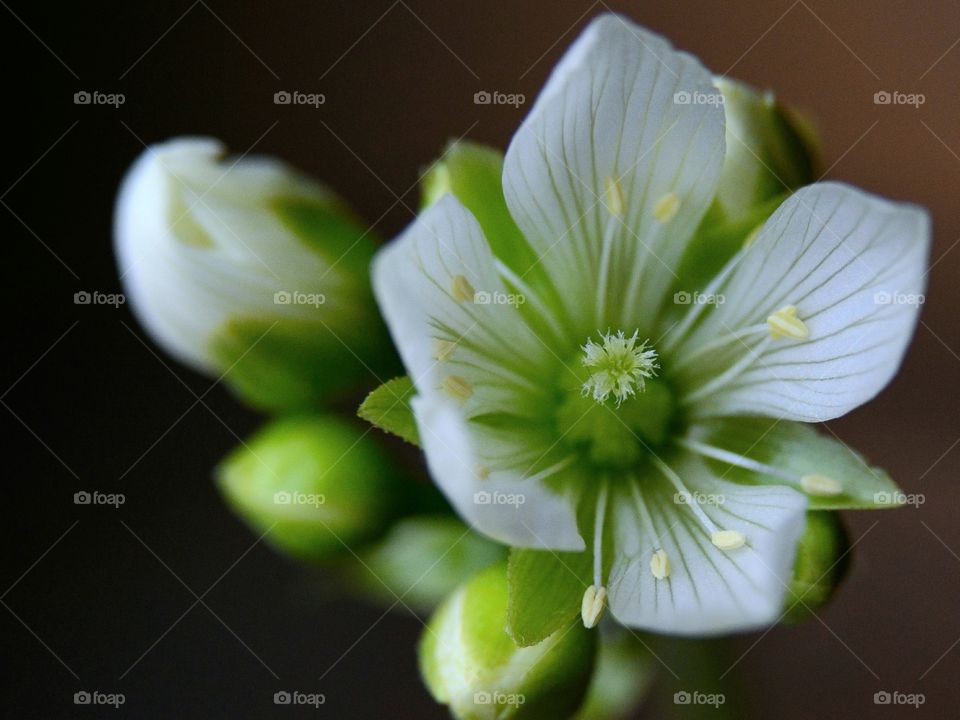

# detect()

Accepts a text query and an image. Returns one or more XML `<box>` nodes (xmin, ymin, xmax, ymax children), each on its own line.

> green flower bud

<box><xmin>115</xmin><ymin>137</ymin><xmax>389</xmax><ymax>411</ymax></box>
<box><xmin>420</xmin><ymin>563</ymin><xmax>596</xmax><ymax>720</ymax></box>
<box><xmin>216</xmin><ymin>415</ymin><xmax>394</xmax><ymax>562</ymax></box>
<box><xmin>574</xmin><ymin>634</ymin><xmax>655</xmax><ymax>720</ymax></box>
<box><xmin>711</xmin><ymin>76</ymin><xmax>818</xmax><ymax>223</ymax></box>
<box><xmin>674</xmin><ymin>78</ymin><xmax>820</xmax><ymax>296</ymax></box>
<box><xmin>355</xmin><ymin>515</ymin><xmax>506</xmax><ymax>612</ymax></box>
<box><xmin>421</xmin><ymin>140</ymin><xmax>539</xmax><ymax>276</ymax></box>
<box><xmin>783</xmin><ymin>511</ymin><xmax>850</xmax><ymax>623</ymax></box>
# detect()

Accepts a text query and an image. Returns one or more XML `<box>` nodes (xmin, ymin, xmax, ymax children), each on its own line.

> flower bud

<box><xmin>355</xmin><ymin>515</ymin><xmax>506</xmax><ymax>612</ymax></box>
<box><xmin>216</xmin><ymin>415</ymin><xmax>394</xmax><ymax>562</ymax></box>
<box><xmin>711</xmin><ymin>76</ymin><xmax>818</xmax><ymax>222</ymax></box>
<box><xmin>419</xmin><ymin>563</ymin><xmax>596</xmax><ymax>720</ymax></box>
<box><xmin>783</xmin><ymin>511</ymin><xmax>850</xmax><ymax>623</ymax></box>
<box><xmin>114</xmin><ymin>137</ymin><xmax>387</xmax><ymax>410</ymax></box>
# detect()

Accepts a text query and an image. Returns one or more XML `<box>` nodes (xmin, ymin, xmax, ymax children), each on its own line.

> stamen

<box><xmin>581</xmin><ymin>585</ymin><xmax>607</xmax><ymax>629</ymax></box>
<box><xmin>678</xmin><ymin>438</ymin><xmax>845</xmax><ymax>498</ymax></box>
<box><xmin>581</xmin><ymin>330</ymin><xmax>659</xmax><ymax>406</ymax></box>
<box><xmin>670</xmin><ymin>323</ymin><xmax>768</xmax><ymax>373</ymax></box>
<box><xmin>652</xmin><ymin>457</ymin><xmax>746</xmax><ymax>553</ymax></box>
<box><xmin>433</xmin><ymin>338</ymin><xmax>457</xmax><ymax>361</ymax></box>
<box><xmin>742</xmin><ymin>226</ymin><xmax>762</xmax><ymax>248</ymax></box>
<box><xmin>593</xmin><ymin>482</ymin><xmax>609</xmax><ymax>587</ymax></box>
<box><xmin>800</xmin><ymin>473</ymin><xmax>843</xmax><ymax>497</ymax></box>
<box><xmin>474</xmin><ymin>465</ymin><xmax>490</xmax><ymax>480</ymax></box>
<box><xmin>767</xmin><ymin>305</ymin><xmax>809</xmax><ymax>340</ymax></box>
<box><xmin>441</xmin><ymin>375</ymin><xmax>473</xmax><ymax>402</ymax></box>
<box><xmin>711</xmin><ymin>530</ymin><xmax>746</xmax><ymax>551</ymax></box>
<box><xmin>650</xmin><ymin>548</ymin><xmax>671</xmax><ymax>579</ymax></box>
<box><xmin>604</xmin><ymin>176</ymin><xmax>625</xmax><ymax>217</ymax></box>
<box><xmin>451</xmin><ymin>274</ymin><xmax>476</xmax><ymax>303</ymax></box>
<box><xmin>681</xmin><ymin>336</ymin><xmax>772</xmax><ymax>406</ymax></box>
<box><xmin>653</xmin><ymin>192</ymin><xmax>681</xmax><ymax>223</ymax></box>
<box><xmin>525</xmin><ymin>455</ymin><xmax>577</xmax><ymax>484</ymax></box>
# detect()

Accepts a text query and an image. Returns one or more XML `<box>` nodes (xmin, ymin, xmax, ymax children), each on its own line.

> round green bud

<box><xmin>355</xmin><ymin>515</ymin><xmax>506</xmax><ymax>612</ymax></box>
<box><xmin>783</xmin><ymin>511</ymin><xmax>850</xmax><ymax>623</ymax></box>
<box><xmin>420</xmin><ymin>563</ymin><xmax>596</xmax><ymax>720</ymax></box>
<box><xmin>216</xmin><ymin>415</ymin><xmax>395</xmax><ymax>562</ymax></box>
<box><xmin>115</xmin><ymin>137</ymin><xmax>390</xmax><ymax>411</ymax></box>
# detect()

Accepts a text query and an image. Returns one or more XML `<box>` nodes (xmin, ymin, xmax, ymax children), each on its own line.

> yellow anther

<box><xmin>604</xmin><ymin>176</ymin><xmax>625</xmax><ymax>216</ymax></box>
<box><xmin>442</xmin><ymin>375</ymin><xmax>473</xmax><ymax>402</ymax></box>
<box><xmin>711</xmin><ymin>530</ymin><xmax>746</xmax><ymax>551</ymax></box>
<box><xmin>581</xmin><ymin>585</ymin><xmax>607</xmax><ymax>628</ymax></box>
<box><xmin>800</xmin><ymin>474</ymin><xmax>843</xmax><ymax>497</ymax></box>
<box><xmin>433</xmin><ymin>339</ymin><xmax>457</xmax><ymax>361</ymax></box>
<box><xmin>767</xmin><ymin>305</ymin><xmax>809</xmax><ymax>340</ymax></box>
<box><xmin>475</xmin><ymin>465</ymin><xmax>490</xmax><ymax>480</ymax></box>
<box><xmin>451</xmin><ymin>274</ymin><xmax>476</xmax><ymax>303</ymax></box>
<box><xmin>650</xmin><ymin>549</ymin><xmax>671</xmax><ymax>579</ymax></box>
<box><xmin>653</xmin><ymin>192</ymin><xmax>681</xmax><ymax>223</ymax></box>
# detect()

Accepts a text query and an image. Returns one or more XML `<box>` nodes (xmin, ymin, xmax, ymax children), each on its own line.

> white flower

<box><xmin>372</xmin><ymin>15</ymin><xmax>929</xmax><ymax>634</ymax></box>
<box><xmin>115</xmin><ymin>137</ymin><xmax>382</xmax><ymax>409</ymax></box>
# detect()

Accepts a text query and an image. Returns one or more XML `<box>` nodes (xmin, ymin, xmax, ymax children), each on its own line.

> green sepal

<box><xmin>357</xmin><ymin>376</ymin><xmax>419</xmax><ymax>445</ymax></box>
<box><xmin>506</xmin><ymin>548</ymin><xmax>593</xmax><ymax>647</ymax></box>
<box><xmin>783</xmin><ymin>511</ymin><xmax>850</xmax><ymax>623</ymax></box>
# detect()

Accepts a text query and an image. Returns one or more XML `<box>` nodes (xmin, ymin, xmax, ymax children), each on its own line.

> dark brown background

<box><xmin>2</xmin><ymin>1</ymin><xmax>958</xmax><ymax>717</ymax></box>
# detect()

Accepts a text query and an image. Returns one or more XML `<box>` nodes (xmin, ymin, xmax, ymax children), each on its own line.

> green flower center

<box><xmin>554</xmin><ymin>331</ymin><xmax>677</xmax><ymax>469</ymax></box>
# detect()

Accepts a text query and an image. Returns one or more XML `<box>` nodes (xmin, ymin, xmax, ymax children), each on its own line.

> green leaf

<box><xmin>507</xmin><ymin>548</ymin><xmax>592</xmax><ymax>647</ymax></box>
<box><xmin>688</xmin><ymin>417</ymin><xmax>904</xmax><ymax>509</ymax></box>
<box><xmin>784</xmin><ymin>511</ymin><xmax>850</xmax><ymax>623</ymax></box>
<box><xmin>358</xmin><ymin>376</ymin><xmax>420</xmax><ymax>445</ymax></box>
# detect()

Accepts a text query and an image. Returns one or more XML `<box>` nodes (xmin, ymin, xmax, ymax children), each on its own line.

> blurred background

<box><xmin>3</xmin><ymin>0</ymin><xmax>958</xmax><ymax>717</ymax></box>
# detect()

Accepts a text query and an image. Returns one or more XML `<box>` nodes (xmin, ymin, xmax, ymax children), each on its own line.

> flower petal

<box><xmin>683</xmin><ymin>417</ymin><xmax>903</xmax><ymax>510</ymax></box>
<box><xmin>608</xmin><ymin>456</ymin><xmax>807</xmax><ymax>635</ymax></box>
<box><xmin>670</xmin><ymin>182</ymin><xmax>929</xmax><ymax>421</ymax></box>
<box><xmin>502</xmin><ymin>14</ymin><xmax>726</xmax><ymax>337</ymax></box>
<box><xmin>373</xmin><ymin>195</ymin><xmax>583</xmax><ymax>550</ymax></box>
